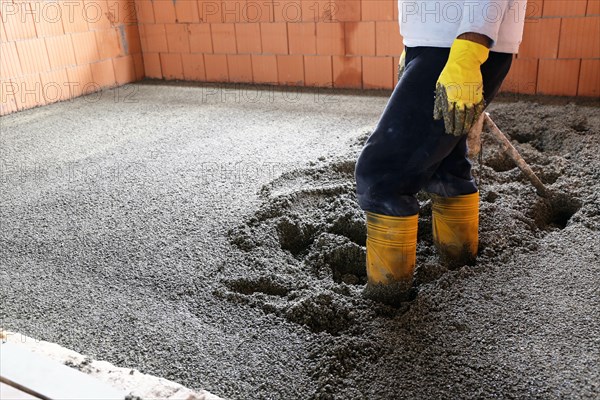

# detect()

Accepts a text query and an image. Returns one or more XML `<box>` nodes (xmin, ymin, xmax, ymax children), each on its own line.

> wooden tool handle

<box><xmin>483</xmin><ymin>113</ymin><xmax>550</xmax><ymax>198</ymax></box>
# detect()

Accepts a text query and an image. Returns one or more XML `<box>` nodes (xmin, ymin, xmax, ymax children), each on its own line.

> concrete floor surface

<box><xmin>1</xmin><ymin>83</ymin><xmax>598</xmax><ymax>399</ymax></box>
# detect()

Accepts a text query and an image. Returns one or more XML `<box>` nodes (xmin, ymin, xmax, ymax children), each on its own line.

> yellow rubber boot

<box><xmin>431</xmin><ymin>192</ymin><xmax>479</xmax><ymax>267</ymax></box>
<box><xmin>363</xmin><ymin>212</ymin><xmax>418</xmax><ymax>305</ymax></box>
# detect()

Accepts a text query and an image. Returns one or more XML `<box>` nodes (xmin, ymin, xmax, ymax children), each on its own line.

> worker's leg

<box><xmin>356</xmin><ymin>47</ymin><xmax>461</xmax><ymax>303</ymax></box>
<box><xmin>356</xmin><ymin>47</ymin><xmax>460</xmax><ymax>217</ymax></box>
<box><xmin>356</xmin><ymin>48</ymin><xmax>513</xmax><ymax>303</ymax></box>
<box><xmin>426</xmin><ymin>51</ymin><xmax>513</xmax><ymax>266</ymax></box>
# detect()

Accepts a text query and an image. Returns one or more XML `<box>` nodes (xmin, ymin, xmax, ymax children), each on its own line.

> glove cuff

<box><xmin>449</xmin><ymin>39</ymin><xmax>490</xmax><ymax>67</ymax></box>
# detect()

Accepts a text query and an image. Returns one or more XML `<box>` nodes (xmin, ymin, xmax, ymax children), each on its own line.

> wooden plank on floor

<box><xmin>0</xmin><ymin>382</ymin><xmax>41</xmax><ymax>400</ymax></box>
<box><xmin>0</xmin><ymin>343</ymin><xmax>126</xmax><ymax>400</ymax></box>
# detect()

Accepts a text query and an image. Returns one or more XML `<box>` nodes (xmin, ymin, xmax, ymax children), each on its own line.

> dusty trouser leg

<box><xmin>426</xmin><ymin>51</ymin><xmax>513</xmax><ymax>267</ymax></box>
<box><xmin>356</xmin><ymin>47</ymin><xmax>463</xmax><ymax>304</ymax></box>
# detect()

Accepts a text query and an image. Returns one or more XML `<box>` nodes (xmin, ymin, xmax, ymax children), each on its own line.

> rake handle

<box><xmin>483</xmin><ymin>113</ymin><xmax>551</xmax><ymax>198</ymax></box>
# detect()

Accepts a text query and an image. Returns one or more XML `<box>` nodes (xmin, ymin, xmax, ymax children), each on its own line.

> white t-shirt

<box><xmin>398</xmin><ymin>1</ymin><xmax>527</xmax><ymax>53</ymax></box>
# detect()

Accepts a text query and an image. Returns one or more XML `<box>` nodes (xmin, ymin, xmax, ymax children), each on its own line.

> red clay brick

<box><xmin>243</xmin><ymin>0</ymin><xmax>273</xmax><ymax>22</ymax></box>
<box><xmin>316</xmin><ymin>22</ymin><xmax>345</xmax><ymax>55</ymax></box>
<box><xmin>12</xmin><ymin>74</ymin><xmax>46</xmax><ymax>110</ymax></box>
<box><xmin>251</xmin><ymin>54</ymin><xmax>277</xmax><ymax>83</ymax></box>
<box><xmin>578</xmin><ymin>59</ymin><xmax>600</xmax><ymax>96</ymax></box>
<box><xmin>501</xmin><ymin>57</ymin><xmax>538</xmax><ymax>95</ymax></box>
<box><xmin>3</xmin><ymin>2</ymin><xmax>37</xmax><ymax>41</ymax></box>
<box><xmin>175</xmin><ymin>0</ymin><xmax>200</xmax><ymax>22</ymax></box>
<box><xmin>235</xmin><ymin>23</ymin><xmax>262</xmax><ymax>53</ymax></box>
<box><xmin>124</xmin><ymin>25</ymin><xmax>143</xmax><ymax>54</ymax></box>
<box><xmin>212</xmin><ymin>23</ymin><xmax>237</xmax><ymax>53</ymax></box>
<box><xmin>134</xmin><ymin>0</ymin><xmax>155</xmax><ymax>23</ymax></box>
<box><xmin>543</xmin><ymin>0</ymin><xmax>587</xmax><ymax>16</ymax></box>
<box><xmin>332</xmin><ymin>55</ymin><xmax>361</xmax><ymax>88</ymax></box>
<box><xmin>288</xmin><ymin>22</ymin><xmax>317</xmax><ymax>55</ymax></box>
<box><xmin>45</xmin><ymin>35</ymin><xmax>77</xmax><ymax>69</ymax></box>
<box><xmin>361</xmin><ymin>0</ymin><xmax>395</xmax><ymax>21</ymax></box>
<box><xmin>95</xmin><ymin>28</ymin><xmax>122</xmax><ymax>59</ymax></box>
<box><xmin>537</xmin><ymin>59</ymin><xmax>581</xmax><ymax>96</ymax></box>
<box><xmin>72</xmin><ymin>31</ymin><xmax>102</xmax><ymax>64</ymax></box>
<box><xmin>16</xmin><ymin>39</ymin><xmax>51</xmax><ymax>75</ymax></box>
<box><xmin>363</xmin><ymin>56</ymin><xmax>393</xmax><ymax>89</ymax></box>
<box><xmin>559</xmin><ymin>16</ymin><xmax>600</xmax><ymax>58</ymax></box>
<box><xmin>86</xmin><ymin>0</ymin><xmax>113</xmax><ymax>30</ymax></box>
<box><xmin>334</xmin><ymin>0</ymin><xmax>361</xmax><ymax>22</ymax></box>
<box><xmin>525</xmin><ymin>0</ymin><xmax>544</xmax><ymax>18</ymax></box>
<box><xmin>34</xmin><ymin>1</ymin><xmax>65</xmax><ymax>37</ymax></box>
<box><xmin>588</xmin><ymin>0</ymin><xmax>600</xmax><ymax>15</ymax></box>
<box><xmin>39</xmin><ymin>68</ymin><xmax>70</xmax><ymax>103</ymax></box>
<box><xmin>301</xmin><ymin>0</ymin><xmax>333</xmax><ymax>22</ymax></box>
<box><xmin>143</xmin><ymin>52</ymin><xmax>163</xmax><ymax>78</ymax></box>
<box><xmin>153</xmin><ymin>0</ymin><xmax>177</xmax><ymax>23</ymax></box>
<box><xmin>165</xmin><ymin>23</ymin><xmax>191</xmax><ymax>53</ymax></box>
<box><xmin>1</xmin><ymin>42</ymin><xmax>23</xmax><ymax>78</ymax></box>
<box><xmin>274</xmin><ymin>0</ymin><xmax>304</xmax><ymax>22</ymax></box>
<box><xmin>113</xmin><ymin>0</ymin><xmax>138</xmax><ymax>24</ymax></box>
<box><xmin>376</xmin><ymin>21</ymin><xmax>403</xmax><ymax>56</ymax></box>
<box><xmin>181</xmin><ymin>53</ymin><xmax>206</xmax><ymax>80</ymax></box>
<box><xmin>304</xmin><ymin>55</ymin><xmax>332</xmax><ymax>87</ymax></box>
<box><xmin>0</xmin><ymin>16</ymin><xmax>7</xmax><ymax>43</ymax></box>
<box><xmin>518</xmin><ymin>18</ymin><xmax>561</xmax><ymax>59</ymax></box>
<box><xmin>189</xmin><ymin>23</ymin><xmax>213</xmax><ymax>53</ymax></box>
<box><xmin>59</xmin><ymin>0</ymin><xmax>90</xmax><ymax>33</ymax></box>
<box><xmin>133</xmin><ymin>52</ymin><xmax>144</xmax><ymax>80</ymax></box>
<box><xmin>160</xmin><ymin>52</ymin><xmax>184</xmax><ymax>79</ymax></box>
<box><xmin>198</xmin><ymin>0</ymin><xmax>245</xmax><ymax>23</ymax></box>
<box><xmin>138</xmin><ymin>24</ymin><xmax>148</xmax><ymax>52</ymax></box>
<box><xmin>198</xmin><ymin>0</ymin><xmax>222</xmax><ymax>23</ymax></box>
<box><xmin>66</xmin><ymin>64</ymin><xmax>94</xmax><ymax>97</ymax></box>
<box><xmin>0</xmin><ymin>78</ymin><xmax>19</xmax><ymax>115</ymax></box>
<box><xmin>228</xmin><ymin>54</ymin><xmax>253</xmax><ymax>82</ymax></box>
<box><xmin>260</xmin><ymin>22</ymin><xmax>288</xmax><ymax>54</ymax></box>
<box><xmin>142</xmin><ymin>23</ymin><xmax>169</xmax><ymax>53</ymax></box>
<box><xmin>221</xmin><ymin>0</ymin><xmax>246</xmax><ymax>23</ymax></box>
<box><xmin>90</xmin><ymin>58</ymin><xmax>117</xmax><ymax>88</ymax></box>
<box><xmin>113</xmin><ymin>55</ymin><xmax>136</xmax><ymax>84</ymax></box>
<box><xmin>277</xmin><ymin>54</ymin><xmax>304</xmax><ymax>85</ymax></box>
<box><xmin>345</xmin><ymin>21</ymin><xmax>375</xmax><ymax>56</ymax></box>
<box><xmin>204</xmin><ymin>53</ymin><xmax>229</xmax><ymax>81</ymax></box>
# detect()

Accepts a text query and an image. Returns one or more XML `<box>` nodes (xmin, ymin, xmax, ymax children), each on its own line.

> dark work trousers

<box><xmin>355</xmin><ymin>46</ymin><xmax>513</xmax><ymax>217</ymax></box>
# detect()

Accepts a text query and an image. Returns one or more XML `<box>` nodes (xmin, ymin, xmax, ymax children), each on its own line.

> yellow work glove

<box><xmin>434</xmin><ymin>39</ymin><xmax>490</xmax><ymax>136</ymax></box>
<box><xmin>397</xmin><ymin>50</ymin><xmax>406</xmax><ymax>81</ymax></box>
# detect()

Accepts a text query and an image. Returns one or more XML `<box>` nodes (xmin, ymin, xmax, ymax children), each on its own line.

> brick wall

<box><xmin>0</xmin><ymin>0</ymin><xmax>143</xmax><ymax>115</ymax></box>
<box><xmin>502</xmin><ymin>0</ymin><xmax>600</xmax><ymax>97</ymax></box>
<box><xmin>2</xmin><ymin>1</ymin><xmax>599</xmax><ymax>116</ymax></box>
<box><xmin>136</xmin><ymin>0</ymin><xmax>405</xmax><ymax>88</ymax></box>
<box><xmin>137</xmin><ymin>0</ymin><xmax>599</xmax><ymax>96</ymax></box>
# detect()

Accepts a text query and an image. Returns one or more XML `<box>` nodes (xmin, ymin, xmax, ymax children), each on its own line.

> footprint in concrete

<box><xmin>284</xmin><ymin>292</ymin><xmax>353</xmax><ymax>335</ymax></box>
<box><xmin>225</xmin><ymin>277</ymin><xmax>290</xmax><ymax>297</ymax></box>
<box><xmin>306</xmin><ymin>233</ymin><xmax>366</xmax><ymax>285</ymax></box>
